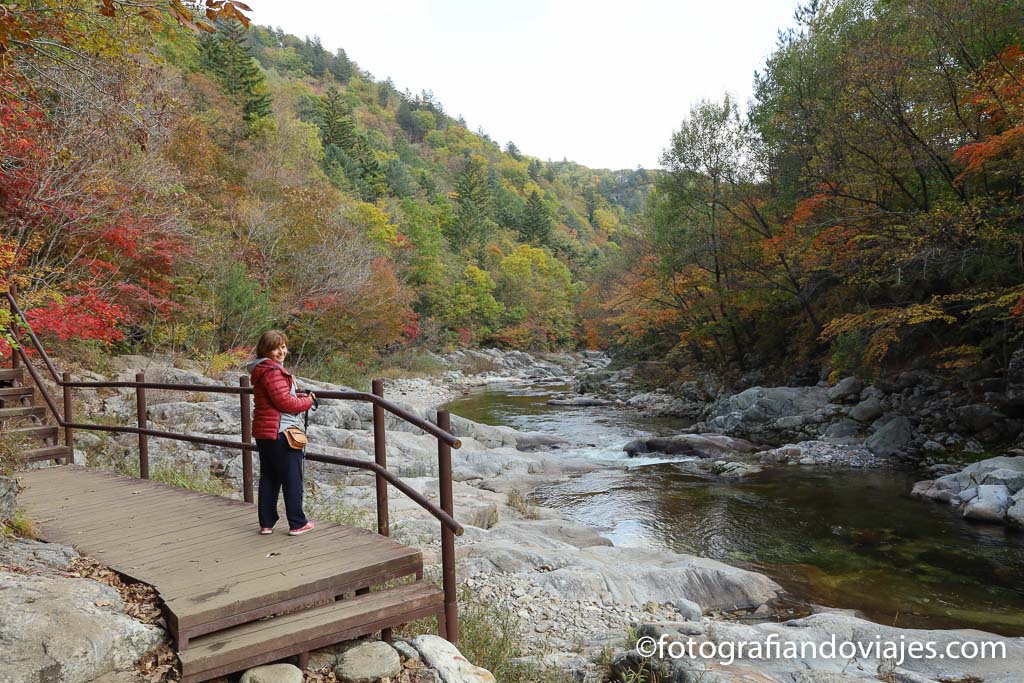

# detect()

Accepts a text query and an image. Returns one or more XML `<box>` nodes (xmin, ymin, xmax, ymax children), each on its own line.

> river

<box><xmin>444</xmin><ymin>380</ymin><xmax>1024</xmax><ymax>636</ymax></box>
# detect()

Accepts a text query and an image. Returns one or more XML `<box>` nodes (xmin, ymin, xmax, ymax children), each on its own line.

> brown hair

<box><xmin>256</xmin><ymin>330</ymin><xmax>288</xmax><ymax>359</ymax></box>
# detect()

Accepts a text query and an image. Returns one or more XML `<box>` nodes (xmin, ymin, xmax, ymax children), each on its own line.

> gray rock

<box><xmin>1007</xmin><ymin>348</ymin><xmax>1024</xmax><ymax>405</ymax></box>
<box><xmin>240</xmin><ymin>663</ymin><xmax>303</xmax><ymax>683</ymax></box>
<box><xmin>623</xmin><ymin>433</ymin><xmax>759</xmax><ymax>459</ymax></box>
<box><xmin>461</xmin><ymin>540</ymin><xmax>780</xmax><ymax>611</ymax></box>
<box><xmin>673</xmin><ymin>598</ymin><xmax>702</xmax><ymax>622</ymax></box>
<box><xmin>410</xmin><ymin>635</ymin><xmax>496</xmax><ymax>682</ymax></box>
<box><xmin>1008</xmin><ymin>490</ymin><xmax>1024</xmax><ymax>527</ymax></box>
<box><xmin>823</xmin><ymin>420</ymin><xmax>860</xmax><ymax>438</ymax></box>
<box><xmin>393</xmin><ymin>639</ymin><xmax>421</xmax><ymax>663</ymax></box>
<box><xmin>849</xmin><ymin>396</ymin><xmax>883</xmax><ymax>422</ymax></box>
<box><xmin>547</xmin><ymin>396</ymin><xmax>614</xmax><ymax>407</ymax></box>
<box><xmin>0</xmin><ymin>536</ymin><xmax>77</xmax><ymax>575</ymax></box>
<box><xmin>335</xmin><ymin>641</ymin><xmax>401</xmax><ymax>683</ymax></box>
<box><xmin>963</xmin><ymin>484</ymin><xmax>1012</xmax><ymax>522</ymax></box>
<box><xmin>706</xmin><ymin>386</ymin><xmax>830</xmax><ymax>439</ymax></box>
<box><xmin>0</xmin><ymin>477</ymin><xmax>15</xmax><ymax>522</ymax></box>
<box><xmin>866</xmin><ymin>415</ymin><xmax>912</xmax><ymax>458</ymax></box>
<box><xmin>0</xmin><ymin>572</ymin><xmax>163</xmax><ymax>683</ymax></box>
<box><xmin>513</xmin><ymin>431</ymin><xmax>571</xmax><ymax>451</ymax></box>
<box><xmin>827</xmin><ymin>377</ymin><xmax>863</xmax><ymax>403</ymax></box>
<box><xmin>648</xmin><ymin>611</ymin><xmax>1024</xmax><ymax>683</ymax></box>
<box><xmin>955</xmin><ymin>403</ymin><xmax>1004</xmax><ymax>433</ymax></box>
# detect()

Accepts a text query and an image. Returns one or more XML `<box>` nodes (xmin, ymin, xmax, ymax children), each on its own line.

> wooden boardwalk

<box><xmin>17</xmin><ymin>465</ymin><xmax>444</xmax><ymax>682</ymax></box>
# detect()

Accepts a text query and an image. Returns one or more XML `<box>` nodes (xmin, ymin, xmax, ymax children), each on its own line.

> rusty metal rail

<box><xmin>3</xmin><ymin>285</ymin><xmax>464</xmax><ymax>642</ymax></box>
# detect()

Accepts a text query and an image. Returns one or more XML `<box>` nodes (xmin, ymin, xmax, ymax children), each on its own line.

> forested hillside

<box><xmin>0</xmin><ymin>1</ymin><xmax>648</xmax><ymax>381</ymax></box>
<box><xmin>4</xmin><ymin>0</ymin><xmax>1022</xmax><ymax>389</ymax></box>
<box><xmin>586</xmin><ymin>0</ymin><xmax>1024</xmax><ymax>385</ymax></box>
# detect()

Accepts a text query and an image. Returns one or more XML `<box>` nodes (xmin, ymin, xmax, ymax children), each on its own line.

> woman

<box><xmin>246</xmin><ymin>330</ymin><xmax>316</xmax><ymax>536</ymax></box>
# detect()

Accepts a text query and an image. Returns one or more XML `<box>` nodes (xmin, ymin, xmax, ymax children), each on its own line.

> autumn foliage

<box><xmin>587</xmin><ymin>0</ymin><xmax>1024</xmax><ymax>380</ymax></box>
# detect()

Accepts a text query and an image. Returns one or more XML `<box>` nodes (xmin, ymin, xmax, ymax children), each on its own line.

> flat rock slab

<box><xmin>0</xmin><ymin>572</ymin><xmax>163</xmax><ymax>683</ymax></box>
<box><xmin>335</xmin><ymin>640</ymin><xmax>401</xmax><ymax>683</ymax></box>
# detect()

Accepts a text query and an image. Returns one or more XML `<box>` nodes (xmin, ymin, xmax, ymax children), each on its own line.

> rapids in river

<box><xmin>444</xmin><ymin>380</ymin><xmax>1024</xmax><ymax>635</ymax></box>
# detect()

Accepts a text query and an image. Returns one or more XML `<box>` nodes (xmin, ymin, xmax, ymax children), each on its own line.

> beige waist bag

<box><xmin>283</xmin><ymin>426</ymin><xmax>308</xmax><ymax>450</ymax></box>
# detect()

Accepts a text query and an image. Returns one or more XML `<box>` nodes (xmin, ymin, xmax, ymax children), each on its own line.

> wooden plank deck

<box><xmin>16</xmin><ymin>465</ymin><xmax>441</xmax><ymax>681</ymax></box>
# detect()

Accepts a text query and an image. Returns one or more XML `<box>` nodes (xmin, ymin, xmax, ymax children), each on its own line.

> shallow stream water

<box><xmin>443</xmin><ymin>381</ymin><xmax>1024</xmax><ymax>636</ymax></box>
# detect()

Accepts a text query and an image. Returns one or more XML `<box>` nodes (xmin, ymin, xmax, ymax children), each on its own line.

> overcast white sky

<box><xmin>250</xmin><ymin>1</ymin><xmax>802</xmax><ymax>170</ymax></box>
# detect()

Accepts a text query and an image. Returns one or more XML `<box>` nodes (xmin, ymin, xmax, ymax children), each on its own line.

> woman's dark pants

<box><xmin>256</xmin><ymin>433</ymin><xmax>308</xmax><ymax>531</ymax></box>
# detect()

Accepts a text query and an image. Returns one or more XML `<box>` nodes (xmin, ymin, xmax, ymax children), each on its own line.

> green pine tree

<box><xmin>520</xmin><ymin>190</ymin><xmax>553</xmax><ymax>245</ymax></box>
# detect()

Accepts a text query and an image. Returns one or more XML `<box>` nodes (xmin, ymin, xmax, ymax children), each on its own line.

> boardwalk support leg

<box><xmin>240</xmin><ymin>375</ymin><xmax>253</xmax><ymax>503</ymax></box>
<box><xmin>437</xmin><ymin>410</ymin><xmax>458</xmax><ymax>644</ymax></box>
<box><xmin>372</xmin><ymin>379</ymin><xmax>390</xmax><ymax>538</ymax></box>
<box><xmin>62</xmin><ymin>371</ymin><xmax>73</xmax><ymax>464</ymax></box>
<box><xmin>136</xmin><ymin>372</ymin><xmax>148</xmax><ymax>479</ymax></box>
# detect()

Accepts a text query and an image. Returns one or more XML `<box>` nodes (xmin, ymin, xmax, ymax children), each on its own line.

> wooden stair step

<box><xmin>0</xmin><ymin>368</ymin><xmax>24</xmax><ymax>382</ymax></box>
<box><xmin>22</xmin><ymin>445</ymin><xmax>71</xmax><ymax>463</ymax></box>
<box><xmin>0</xmin><ymin>386</ymin><xmax>34</xmax><ymax>400</ymax></box>
<box><xmin>8</xmin><ymin>425</ymin><xmax>58</xmax><ymax>441</ymax></box>
<box><xmin>0</xmin><ymin>406</ymin><xmax>46</xmax><ymax>420</ymax></box>
<box><xmin>179</xmin><ymin>582</ymin><xmax>444</xmax><ymax>683</ymax></box>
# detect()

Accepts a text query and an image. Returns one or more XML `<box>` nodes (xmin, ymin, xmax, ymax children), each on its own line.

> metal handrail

<box><xmin>5</xmin><ymin>289</ymin><xmax>62</xmax><ymax>385</ymax></box>
<box><xmin>306</xmin><ymin>451</ymin><xmax>462</xmax><ymax>535</ymax></box>
<box><xmin>4</xmin><ymin>286</ymin><xmax>465</xmax><ymax>640</ymax></box>
<box><xmin>61</xmin><ymin>380</ymin><xmax>461</xmax><ymax>448</ymax></box>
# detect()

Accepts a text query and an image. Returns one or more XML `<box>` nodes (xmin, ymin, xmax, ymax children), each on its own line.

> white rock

<box><xmin>240</xmin><ymin>663</ymin><xmax>303</xmax><ymax>683</ymax></box>
<box><xmin>963</xmin><ymin>484</ymin><xmax>1012</xmax><ymax>522</ymax></box>
<box><xmin>335</xmin><ymin>641</ymin><xmax>401</xmax><ymax>683</ymax></box>
<box><xmin>411</xmin><ymin>635</ymin><xmax>496</xmax><ymax>683</ymax></box>
<box><xmin>0</xmin><ymin>572</ymin><xmax>163</xmax><ymax>683</ymax></box>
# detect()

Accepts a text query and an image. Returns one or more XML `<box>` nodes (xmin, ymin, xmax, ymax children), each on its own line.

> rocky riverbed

<box><xmin>13</xmin><ymin>348</ymin><xmax>1024</xmax><ymax>682</ymax></box>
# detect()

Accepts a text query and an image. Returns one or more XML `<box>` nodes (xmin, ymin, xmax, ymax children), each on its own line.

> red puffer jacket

<box><xmin>250</xmin><ymin>360</ymin><xmax>314</xmax><ymax>439</ymax></box>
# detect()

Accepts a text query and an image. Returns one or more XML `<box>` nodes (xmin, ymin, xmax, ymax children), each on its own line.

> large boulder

<box><xmin>627</xmin><ymin>612</ymin><xmax>1024</xmax><ymax>682</ymax></box>
<box><xmin>623</xmin><ymin>433</ymin><xmax>759</xmax><ymax>459</ymax></box>
<box><xmin>703</xmin><ymin>386</ymin><xmax>831</xmax><ymax>442</ymax></box>
<box><xmin>963</xmin><ymin>484</ymin><xmax>1012</xmax><ymax>523</ymax></box>
<box><xmin>0</xmin><ymin>572</ymin><xmax>163</xmax><ymax>683</ymax></box>
<box><xmin>849</xmin><ymin>396</ymin><xmax>883</xmax><ymax>422</ymax></box>
<box><xmin>826</xmin><ymin>377</ymin><xmax>863</xmax><ymax>403</ymax></box>
<box><xmin>913</xmin><ymin>456</ymin><xmax>1024</xmax><ymax>526</ymax></box>
<box><xmin>917</xmin><ymin>456</ymin><xmax>1024</xmax><ymax>498</ymax></box>
<box><xmin>955</xmin><ymin>404</ymin><xmax>1005</xmax><ymax>433</ymax></box>
<box><xmin>461</xmin><ymin>530</ymin><xmax>780</xmax><ymax>611</ymax></box>
<box><xmin>866</xmin><ymin>416</ymin><xmax>913</xmax><ymax>458</ymax></box>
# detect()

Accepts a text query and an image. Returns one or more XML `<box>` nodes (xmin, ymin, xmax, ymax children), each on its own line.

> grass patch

<box><xmin>0</xmin><ymin>427</ymin><xmax>28</xmax><ymax>476</ymax></box>
<box><xmin>107</xmin><ymin>457</ymin><xmax>231</xmax><ymax>496</ymax></box>
<box><xmin>301</xmin><ymin>349</ymin><xmax>445</xmax><ymax>391</ymax></box>
<box><xmin>3</xmin><ymin>509</ymin><xmax>40</xmax><ymax>539</ymax></box>
<box><xmin>506</xmin><ymin>488</ymin><xmax>541</xmax><ymax>520</ymax></box>
<box><xmin>459</xmin><ymin>354</ymin><xmax>502</xmax><ymax>376</ymax></box>
<box><xmin>304</xmin><ymin>481</ymin><xmax>375</xmax><ymax>530</ymax></box>
<box><xmin>397</xmin><ymin>585</ymin><xmax>574</xmax><ymax>683</ymax></box>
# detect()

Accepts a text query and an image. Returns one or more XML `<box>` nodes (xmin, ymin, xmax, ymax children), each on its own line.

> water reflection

<box><xmin>444</xmin><ymin>382</ymin><xmax>1024</xmax><ymax>635</ymax></box>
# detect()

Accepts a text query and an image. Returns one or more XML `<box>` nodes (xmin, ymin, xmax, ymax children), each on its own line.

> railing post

<box><xmin>437</xmin><ymin>409</ymin><xmax>458</xmax><ymax>644</ymax></box>
<box><xmin>9</xmin><ymin>284</ymin><xmax>18</xmax><ymax>370</ymax></box>
<box><xmin>240</xmin><ymin>375</ymin><xmax>253</xmax><ymax>503</ymax></box>
<box><xmin>371</xmin><ymin>379</ymin><xmax>390</xmax><ymax>537</ymax></box>
<box><xmin>136</xmin><ymin>372</ymin><xmax>149</xmax><ymax>479</ymax></box>
<box><xmin>62</xmin><ymin>371</ymin><xmax>73</xmax><ymax>457</ymax></box>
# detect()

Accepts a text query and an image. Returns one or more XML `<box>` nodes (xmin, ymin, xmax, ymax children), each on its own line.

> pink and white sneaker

<box><xmin>288</xmin><ymin>522</ymin><xmax>315</xmax><ymax>536</ymax></box>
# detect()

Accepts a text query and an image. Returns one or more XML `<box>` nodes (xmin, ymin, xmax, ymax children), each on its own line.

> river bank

<box><xmin>37</xmin><ymin>349</ymin><xmax>1024</xmax><ymax>681</ymax></box>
